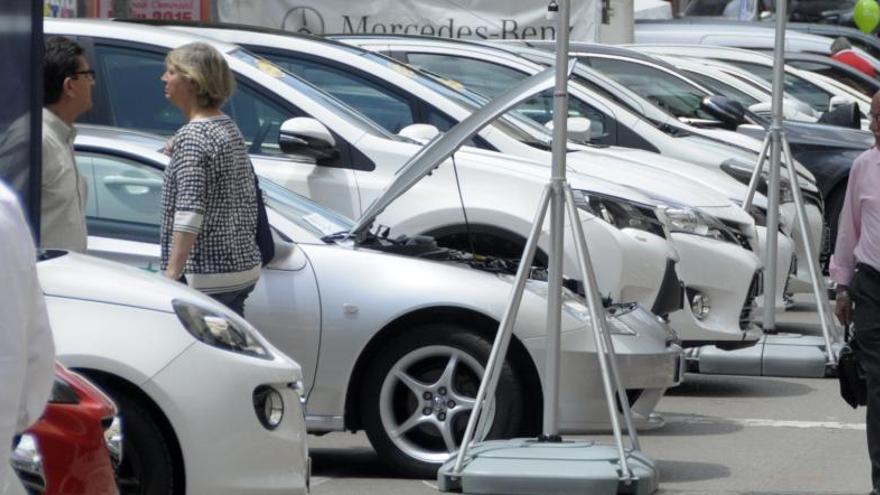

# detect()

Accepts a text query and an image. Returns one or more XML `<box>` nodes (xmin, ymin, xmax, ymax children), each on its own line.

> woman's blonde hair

<box><xmin>166</xmin><ymin>42</ymin><xmax>235</xmax><ymax>108</ymax></box>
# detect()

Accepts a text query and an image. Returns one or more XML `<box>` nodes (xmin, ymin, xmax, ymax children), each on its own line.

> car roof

<box><xmin>634</xmin><ymin>21</ymin><xmax>834</xmax><ymax>54</ymax></box>
<box><xmin>74</xmin><ymin>124</ymin><xmax>169</xmax><ymax>161</ymax></box>
<box><xmin>44</xmin><ymin>18</ymin><xmax>239</xmax><ymax>53</ymax></box>
<box><xmin>117</xmin><ymin>19</ymin><xmax>370</xmax><ymax>55</ymax></box>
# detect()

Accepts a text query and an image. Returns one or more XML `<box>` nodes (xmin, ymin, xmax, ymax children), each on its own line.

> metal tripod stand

<box><xmin>447</xmin><ymin>0</ymin><xmax>642</xmax><ymax>482</ymax></box>
<box><xmin>740</xmin><ymin>0</ymin><xmax>841</xmax><ymax>366</ymax></box>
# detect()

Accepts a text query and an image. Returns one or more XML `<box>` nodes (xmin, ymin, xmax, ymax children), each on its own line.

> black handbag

<box><xmin>838</xmin><ymin>324</ymin><xmax>867</xmax><ymax>409</ymax></box>
<box><xmin>254</xmin><ymin>176</ymin><xmax>275</xmax><ymax>266</ymax></box>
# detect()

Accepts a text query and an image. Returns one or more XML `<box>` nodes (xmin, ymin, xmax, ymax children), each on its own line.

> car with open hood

<box><xmin>147</xmin><ymin>23</ymin><xmax>768</xmax><ymax>349</ymax></box>
<box><xmin>47</xmin><ymin>18</ymin><xmax>681</xmax><ymax>334</ymax></box>
<box><xmin>332</xmin><ymin>34</ymin><xmax>808</xmax><ymax>309</ymax></box>
<box><xmin>73</xmin><ymin>124</ymin><xmax>684</xmax><ymax>477</ymax></box>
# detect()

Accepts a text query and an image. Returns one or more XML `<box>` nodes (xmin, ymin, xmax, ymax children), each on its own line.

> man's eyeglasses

<box><xmin>70</xmin><ymin>69</ymin><xmax>96</xmax><ymax>81</ymax></box>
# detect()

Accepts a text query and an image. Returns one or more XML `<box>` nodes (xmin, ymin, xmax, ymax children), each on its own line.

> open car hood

<box><xmin>349</xmin><ymin>61</ymin><xmax>575</xmax><ymax>238</ymax></box>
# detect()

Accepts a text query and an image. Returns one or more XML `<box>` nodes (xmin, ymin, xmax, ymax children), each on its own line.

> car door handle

<box><xmin>103</xmin><ymin>176</ymin><xmax>162</xmax><ymax>195</ymax></box>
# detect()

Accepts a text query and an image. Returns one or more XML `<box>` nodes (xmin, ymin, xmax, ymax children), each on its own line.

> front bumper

<box><xmin>522</xmin><ymin>305</ymin><xmax>684</xmax><ymax>433</ymax></box>
<box><xmin>667</xmin><ymin>233</ymin><xmax>764</xmax><ymax>345</ymax></box>
<box><xmin>781</xmin><ymin>202</ymin><xmax>824</xmax><ymax>293</ymax></box>
<box><xmin>144</xmin><ymin>343</ymin><xmax>309</xmax><ymax>495</ymax></box>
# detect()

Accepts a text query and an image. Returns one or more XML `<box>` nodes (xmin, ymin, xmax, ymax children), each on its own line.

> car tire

<box><xmin>113</xmin><ymin>392</ymin><xmax>175</xmax><ymax>495</ymax></box>
<box><xmin>362</xmin><ymin>324</ymin><xmax>524</xmax><ymax>478</ymax></box>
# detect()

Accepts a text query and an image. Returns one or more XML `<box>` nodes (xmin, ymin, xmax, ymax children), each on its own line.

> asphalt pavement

<box><xmin>308</xmin><ymin>295</ymin><xmax>871</xmax><ymax>495</ymax></box>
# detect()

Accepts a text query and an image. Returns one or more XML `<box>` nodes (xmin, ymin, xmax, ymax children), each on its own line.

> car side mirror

<box><xmin>818</xmin><ymin>101</ymin><xmax>861</xmax><ymax>129</ymax></box>
<box><xmin>700</xmin><ymin>95</ymin><xmax>745</xmax><ymax>130</ymax></box>
<box><xmin>829</xmin><ymin>95</ymin><xmax>854</xmax><ymax>113</ymax></box>
<box><xmin>544</xmin><ymin>117</ymin><xmax>593</xmax><ymax>143</ymax></box>
<box><xmin>398</xmin><ymin>123</ymin><xmax>440</xmax><ymax>141</ymax></box>
<box><xmin>279</xmin><ymin>117</ymin><xmax>339</xmax><ymax>162</ymax></box>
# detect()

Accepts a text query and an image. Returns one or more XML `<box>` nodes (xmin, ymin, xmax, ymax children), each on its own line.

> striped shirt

<box><xmin>160</xmin><ymin>115</ymin><xmax>261</xmax><ymax>294</ymax></box>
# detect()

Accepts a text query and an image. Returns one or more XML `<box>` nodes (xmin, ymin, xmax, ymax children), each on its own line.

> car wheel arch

<box><xmin>422</xmin><ymin>223</ymin><xmax>549</xmax><ymax>266</ymax></box>
<box><xmin>72</xmin><ymin>368</ymin><xmax>186</xmax><ymax>493</ymax></box>
<box><xmin>342</xmin><ymin>306</ymin><xmax>542</xmax><ymax>435</ymax></box>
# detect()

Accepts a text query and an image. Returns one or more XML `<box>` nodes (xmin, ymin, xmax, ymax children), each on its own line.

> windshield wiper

<box><xmin>320</xmin><ymin>230</ymin><xmax>353</xmax><ymax>243</ymax></box>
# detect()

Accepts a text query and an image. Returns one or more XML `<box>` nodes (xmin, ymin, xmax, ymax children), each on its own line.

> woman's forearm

<box><xmin>164</xmin><ymin>231</ymin><xmax>197</xmax><ymax>279</ymax></box>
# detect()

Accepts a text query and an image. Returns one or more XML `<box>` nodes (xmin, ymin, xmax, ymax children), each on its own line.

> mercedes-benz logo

<box><xmin>281</xmin><ymin>6</ymin><xmax>326</xmax><ymax>35</ymax></box>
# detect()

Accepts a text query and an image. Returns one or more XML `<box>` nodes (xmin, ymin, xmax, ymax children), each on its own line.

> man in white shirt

<box><xmin>0</xmin><ymin>181</ymin><xmax>55</xmax><ymax>494</ymax></box>
<box><xmin>41</xmin><ymin>36</ymin><xmax>93</xmax><ymax>252</ymax></box>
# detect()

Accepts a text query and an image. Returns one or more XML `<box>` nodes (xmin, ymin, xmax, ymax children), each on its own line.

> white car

<box><xmin>38</xmin><ymin>250</ymin><xmax>309</xmax><ymax>494</ymax></box>
<box><xmin>46</xmin><ymin>18</ymin><xmax>680</xmax><ymax>334</ymax></box>
<box><xmin>634</xmin><ymin>20</ymin><xmax>880</xmax><ymax>69</ymax></box>
<box><xmin>168</xmin><ymin>25</ymin><xmax>766</xmax><ymax>348</ymax></box>
<box><xmin>73</xmin><ymin>124</ymin><xmax>684</xmax><ymax>476</ymax></box>
<box><xmin>634</xmin><ymin>44</ymin><xmax>871</xmax><ymax>116</ymax></box>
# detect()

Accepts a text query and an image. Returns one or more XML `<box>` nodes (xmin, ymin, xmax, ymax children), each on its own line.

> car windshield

<box><xmin>260</xmin><ymin>177</ymin><xmax>354</xmax><ymax>240</ymax></box>
<box><xmin>357</xmin><ymin>51</ymin><xmax>556</xmax><ymax>148</ymax></box>
<box><xmin>231</xmin><ymin>49</ymin><xmax>403</xmax><ymax>142</ymax></box>
<box><xmin>720</xmin><ymin>60</ymin><xmax>832</xmax><ymax>112</ymax></box>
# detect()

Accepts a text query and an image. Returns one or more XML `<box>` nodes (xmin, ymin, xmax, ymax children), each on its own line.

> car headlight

<box><xmin>104</xmin><ymin>417</ymin><xmax>123</xmax><ymax>468</ymax></box>
<box><xmin>657</xmin><ymin>206</ymin><xmax>739</xmax><ymax>245</ymax></box>
<box><xmin>172</xmin><ymin>299</ymin><xmax>272</xmax><ymax>359</ymax></box>
<box><xmin>721</xmin><ymin>159</ymin><xmax>793</xmax><ymax>203</ymax></box>
<box><xmin>562</xmin><ymin>298</ymin><xmax>638</xmax><ymax>336</ymax></box>
<box><xmin>572</xmin><ymin>189</ymin><xmax>666</xmax><ymax>238</ymax></box>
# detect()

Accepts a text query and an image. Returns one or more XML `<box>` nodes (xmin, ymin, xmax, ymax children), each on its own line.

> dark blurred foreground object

<box><xmin>838</xmin><ymin>326</ymin><xmax>868</xmax><ymax>409</ymax></box>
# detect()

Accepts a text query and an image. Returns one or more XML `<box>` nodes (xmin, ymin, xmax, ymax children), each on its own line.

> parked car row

<box><xmin>21</xmin><ymin>13</ymin><xmax>859</xmax><ymax>492</ymax></box>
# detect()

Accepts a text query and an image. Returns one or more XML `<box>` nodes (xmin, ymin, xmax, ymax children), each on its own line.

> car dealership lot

<box><xmin>308</xmin><ymin>296</ymin><xmax>871</xmax><ymax>495</ymax></box>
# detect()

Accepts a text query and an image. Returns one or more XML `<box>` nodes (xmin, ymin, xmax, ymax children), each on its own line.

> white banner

<box><xmin>218</xmin><ymin>0</ymin><xmax>601</xmax><ymax>41</ymax></box>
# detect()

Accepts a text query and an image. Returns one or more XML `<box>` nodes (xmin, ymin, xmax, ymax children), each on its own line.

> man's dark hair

<box><xmin>44</xmin><ymin>36</ymin><xmax>84</xmax><ymax>105</ymax></box>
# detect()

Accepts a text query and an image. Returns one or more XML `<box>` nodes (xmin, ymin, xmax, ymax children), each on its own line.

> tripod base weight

<box><xmin>437</xmin><ymin>439</ymin><xmax>659</xmax><ymax>495</ymax></box>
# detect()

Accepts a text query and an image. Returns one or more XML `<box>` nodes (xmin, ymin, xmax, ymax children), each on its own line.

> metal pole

<box><xmin>762</xmin><ymin>0</ymin><xmax>788</xmax><ymax>333</ymax></box>
<box><xmin>741</xmin><ymin>134</ymin><xmax>771</xmax><ymax>212</ymax></box>
<box><xmin>780</xmin><ymin>138</ymin><xmax>840</xmax><ymax>364</ymax></box>
<box><xmin>541</xmin><ymin>0</ymin><xmax>572</xmax><ymax>440</ymax></box>
<box><xmin>564</xmin><ymin>187</ymin><xmax>637</xmax><ymax>476</ymax></box>
<box><xmin>451</xmin><ymin>184</ymin><xmax>553</xmax><ymax>475</ymax></box>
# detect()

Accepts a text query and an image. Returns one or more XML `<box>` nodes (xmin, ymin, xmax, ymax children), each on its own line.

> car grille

<box><xmin>740</xmin><ymin>271</ymin><xmax>764</xmax><ymax>331</ymax></box>
<box><xmin>721</xmin><ymin>220</ymin><xmax>753</xmax><ymax>251</ymax></box>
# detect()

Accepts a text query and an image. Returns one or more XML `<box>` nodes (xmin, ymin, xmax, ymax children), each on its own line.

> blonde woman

<box><xmin>160</xmin><ymin>42</ymin><xmax>261</xmax><ymax>315</ymax></box>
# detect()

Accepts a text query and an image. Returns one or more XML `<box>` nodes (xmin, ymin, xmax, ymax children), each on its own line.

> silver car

<box><xmin>74</xmin><ymin>124</ymin><xmax>684</xmax><ymax>476</ymax></box>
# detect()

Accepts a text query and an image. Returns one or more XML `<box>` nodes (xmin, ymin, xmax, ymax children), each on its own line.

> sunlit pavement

<box><xmin>308</xmin><ymin>294</ymin><xmax>870</xmax><ymax>495</ymax></box>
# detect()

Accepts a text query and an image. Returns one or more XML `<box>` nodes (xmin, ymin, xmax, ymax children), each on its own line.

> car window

<box><xmin>76</xmin><ymin>151</ymin><xmax>164</xmax><ymax>228</ymax></box>
<box><xmin>92</xmin><ymin>44</ymin><xmax>293</xmax><ymax>156</ymax></box>
<box><xmin>586</xmin><ymin>57</ymin><xmax>715</xmax><ymax>121</ymax></box>
<box><xmin>680</xmin><ymin>70</ymin><xmax>761</xmax><ymax>107</ymax></box>
<box><xmin>722</xmin><ymin>60</ymin><xmax>832</xmax><ymax>112</ymax></box>
<box><xmin>512</xmin><ymin>88</ymin><xmax>610</xmax><ymax>141</ymax></box>
<box><xmin>786</xmin><ymin>60</ymin><xmax>876</xmax><ymax>98</ymax></box>
<box><xmin>266</xmin><ymin>55</ymin><xmax>416</xmax><ymax>134</ymax></box>
<box><xmin>406</xmin><ymin>53</ymin><xmax>529</xmax><ymax>98</ymax></box>
<box><xmin>94</xmin><ymin>45</ymin><xmax>183</xmax><ymax>135</ymax></box>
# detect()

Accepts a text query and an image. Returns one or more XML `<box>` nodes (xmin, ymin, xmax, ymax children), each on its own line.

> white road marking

<box><xmin>669</xmin><ymin>415</ymin><xmax>865</xmax><ymax>431</ymax></box>
<box><xmin>310</xmin><ymin>477</ymin><xmax>331</xmax><ymax>487</ymax></box>
<box><xmin>421</xmin><ymin>481</ymin><xmax>439</xmax><ymax>489</ymax></box>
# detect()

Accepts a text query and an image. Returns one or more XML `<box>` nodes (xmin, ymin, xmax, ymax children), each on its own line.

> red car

<box><xmin>12</xmin><ymin>364</ymin><xmax>121</xmax><ymax>495</ymax></box>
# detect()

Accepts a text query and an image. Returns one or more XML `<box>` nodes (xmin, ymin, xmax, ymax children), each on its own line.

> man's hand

<box><xmin>836</xmin><ymin>287</ymin><xmax>853</xmax><ymax>326</ymax></box>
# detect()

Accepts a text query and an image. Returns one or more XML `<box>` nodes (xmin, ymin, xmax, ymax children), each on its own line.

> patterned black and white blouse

<box><xmin>160</xmin><ymin>115</ymin><xmax>261</xmax><ymax>294</ymax></box>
